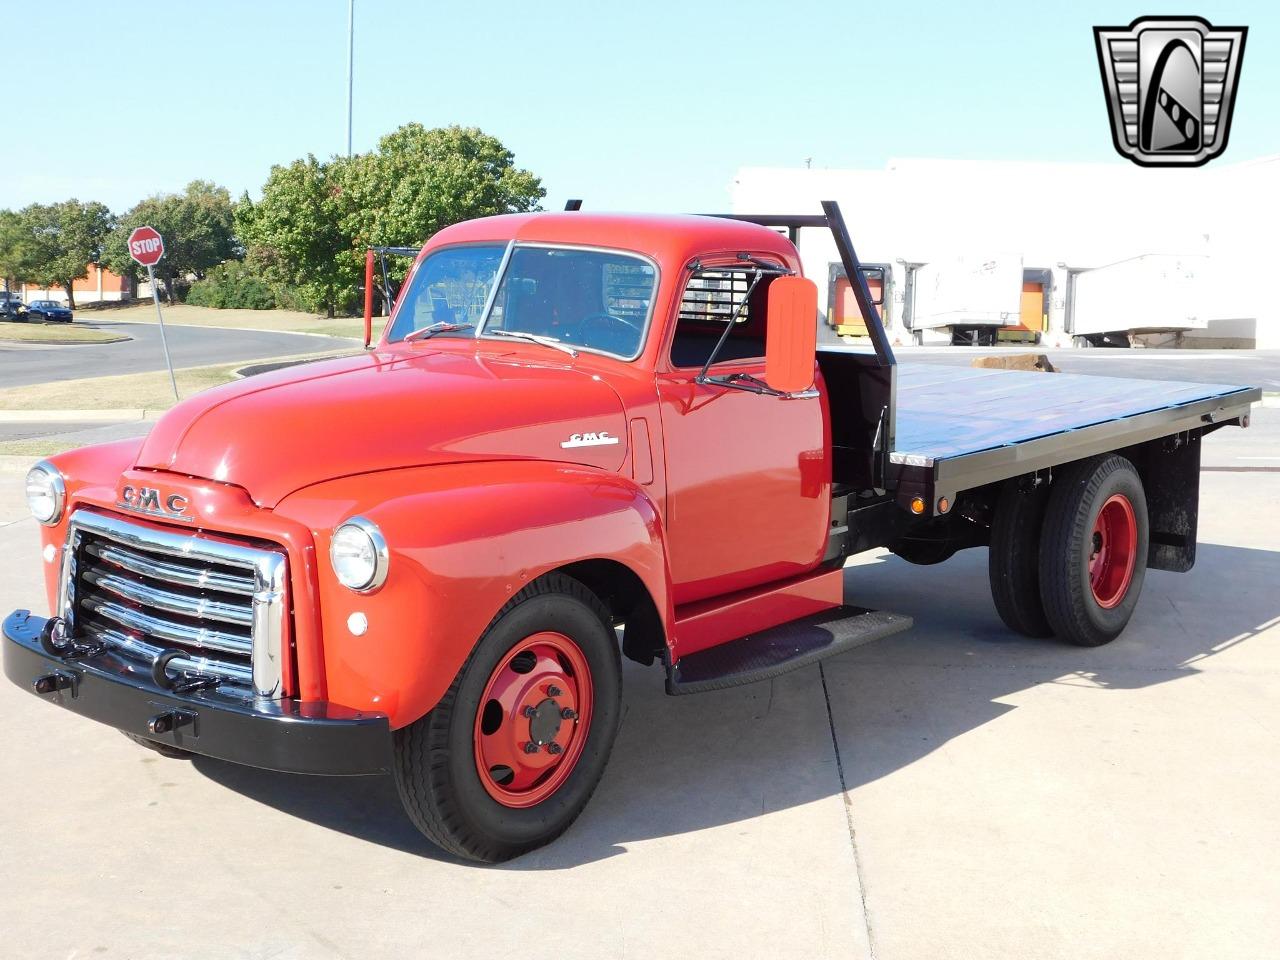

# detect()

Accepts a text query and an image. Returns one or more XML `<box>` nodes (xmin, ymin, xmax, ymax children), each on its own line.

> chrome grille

<box><xmin>59</xmin><ymin>511</ymin><xmax>287</xmax><ymax>698</ymax></box>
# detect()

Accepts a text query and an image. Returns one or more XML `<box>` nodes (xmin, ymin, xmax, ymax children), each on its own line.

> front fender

<box><xmin>33</xmin><ymin>438</ymin><xmax>145</xmax><ymax>615</ymax></box>
<box><xmin>274</xmin><ymin>460</ymin><xmax>671</xmax><ymax>728</ymax></box>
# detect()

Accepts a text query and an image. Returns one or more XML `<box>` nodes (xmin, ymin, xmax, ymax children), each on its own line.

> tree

<box><xmin>235</xmin><ymin>156</ymin><xmax>355</xmax><ymax>317</ymax></box>
<box><xmin>342</xmin><ymin>124</ymin><xmax>545</xmax><ymax>248</ymax></box>
<box><xmin>8</xmin><ymin>200</ymin><xmax>113</xmax><ymax>308</ymax></box>
<box><xmin>0</xmin><ymin>209</ymin><xmax>32</xmax><ymax>293</ymax></box>
<box><xmin>239</xmin><ymin>124</ymin><xmax>544</xmax><ymax>317</ymax></box>
<box><xmin>103</xmin><ymin>181</ymin><xmax>237</xmax><ymax>303</ymax></box>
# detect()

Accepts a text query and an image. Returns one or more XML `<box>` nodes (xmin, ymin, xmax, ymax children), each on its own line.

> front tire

<box><xmin>1038</xmin><ymin>455</ymin><xmax>1148</xmax><ymax>646</ymax></box>
<box><xmin>393</xmin><ymin>573</ymin><xmax>622</xmax><ymax>862</ymax></box>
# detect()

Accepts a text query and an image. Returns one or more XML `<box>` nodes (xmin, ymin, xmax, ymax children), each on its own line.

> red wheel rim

<box><xmin>1088</xmin><ymin>494</ymin><xmax>1137</xmax><ymax>609</ymax></box>
<box><xmin>472</xmin><ymin>631</ymin><xmax>593</xmax><ymax>808</ymax></box>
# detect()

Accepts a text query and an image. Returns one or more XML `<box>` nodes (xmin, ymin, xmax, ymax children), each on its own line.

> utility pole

<box><xmin>346</xmin><ymin>0</ymin><xmax>355</xmax><ymax>156</ymax></box>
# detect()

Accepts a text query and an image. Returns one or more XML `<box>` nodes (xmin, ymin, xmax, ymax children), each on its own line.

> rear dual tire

<box><xmin>1038</xmin><ymin>456</ymin><xmax>1148</xmax><ymax>647</ymax></box>
<box><xmin>989</xmin><ymin>455</ymin><xmax>1148</xmax><ymax>646</ymax></box>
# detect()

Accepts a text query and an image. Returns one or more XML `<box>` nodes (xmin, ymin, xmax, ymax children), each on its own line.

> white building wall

<box><xmin>732</xmin><ymin>156</ymin><xmax>1278</xmax><ymax>347</ymax></box>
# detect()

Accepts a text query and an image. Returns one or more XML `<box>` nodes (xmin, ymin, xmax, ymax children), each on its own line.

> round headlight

<box><xmin>330</xmin><ymin>517</ymin><xmax>389</xmax><ymax>592</ymax></box>
<box><xmin>25</xmin><ymin>461</ymin><xmax>65</xmax><ymax>525</ymax></box>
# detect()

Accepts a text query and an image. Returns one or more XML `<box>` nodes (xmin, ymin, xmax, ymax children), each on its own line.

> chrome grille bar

<box><xmin>79</xmin><ymin>596</ymin><xmax>252</xmax><ymax>655</ymax></box>
<box><xmin>81</xmin><ymin>566</ymin><xmax>254</xmax><ymax>627</ymax></box>
<box><xmin>58</xmin><ymin>510</ymin><xmax>287</xmax><ymax>699</ymax></box>
<box><xmin>86</xmin><ymin>540</ymin><xmax>257</xmax><ymax>597</ymax></box>
<box><xmin>82</xmin><ymin>621</ymin><xmax>254</xmax><ymax>685</ymax></box>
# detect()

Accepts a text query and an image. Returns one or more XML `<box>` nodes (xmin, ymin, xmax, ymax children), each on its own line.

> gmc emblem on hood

<box><xmin>117</xmin><ymin>485</ymin><xmax>192</xmax><ymax>523</ymax></box>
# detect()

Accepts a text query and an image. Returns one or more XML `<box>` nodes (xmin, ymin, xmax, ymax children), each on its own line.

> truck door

<box><xmin>656</xmin><ymin>265</ymin><xmax>831</xmax><ymax>605</ymax></box>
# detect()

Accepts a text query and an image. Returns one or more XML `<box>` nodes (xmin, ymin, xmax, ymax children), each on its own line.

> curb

<box><xmin>0</xmin><ymin>409</ymin><xmax>152</xmax><ymax>423</ymax></box>
<box><xmin>111</xmin><ymin>320</ymin><xmax>361</xmax><ymax>339</ymax></box>
<box><xmin>0</xmin><ymin>335</ymin><xmax>131</xmax><ymax>346</ymax></box>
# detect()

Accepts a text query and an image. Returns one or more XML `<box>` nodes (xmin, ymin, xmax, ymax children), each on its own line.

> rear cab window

<box><xmin>669</xmin><ymin>263</ymin><xmax>784</xmax><ymax>369</ymax></box>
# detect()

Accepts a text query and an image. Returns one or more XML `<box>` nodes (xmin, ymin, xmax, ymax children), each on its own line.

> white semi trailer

<box><xmin>1067</xmin><ymin>255</ymin><xmax>1209</xmax><ymax>347</ymax></box>
<box><xmin>907</xmin><ymin>254</ymin><xmax>1024</xmax><ymax>346</ymax></box>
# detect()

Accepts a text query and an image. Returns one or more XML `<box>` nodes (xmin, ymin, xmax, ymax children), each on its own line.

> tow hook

<box><xmin>150</xmin><ymin>648</ymin><xmax>223</xmax><ymax>696</ymax></box>
<box><xmin>147</xmin><ymin>710</ymin><xmax>196</xmax><ymax>735</ymax></box>
<box><xmin>38</xmin><ymin>617</ymin><xmax>106</xmax><ymax>661</ymax></box>
<box><xmin>33</xmin><ymin>671</ymin><xmax>76</xmax><ymax>696</ymax></box>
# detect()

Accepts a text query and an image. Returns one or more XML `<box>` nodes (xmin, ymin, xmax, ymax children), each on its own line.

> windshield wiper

<box><xmin>404</xmin><ymin>321</ymin><xmax>473</xmax><ymax>342</ymax></box>
<box><xmin>486</xmin><ymin>329</ymin><xmax>579</xmax><ymax>357</ymax></box>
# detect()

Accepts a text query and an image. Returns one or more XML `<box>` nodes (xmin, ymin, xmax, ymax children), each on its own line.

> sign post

<box><xmin>127</xmin><ymin>226</ymin><xmax>178</xmax><ymax>401</ymax></box>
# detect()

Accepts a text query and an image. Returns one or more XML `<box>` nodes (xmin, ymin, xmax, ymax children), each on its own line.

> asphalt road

<box><xmin>0</xmin><ymin>320</ymin><xmax>358</xmax><ymax>389</ymax></box>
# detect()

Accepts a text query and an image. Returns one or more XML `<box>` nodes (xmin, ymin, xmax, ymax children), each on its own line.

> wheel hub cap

<box><xmin>1088</xmin><ymin>494</ymin><xmax>1138</xmax><ymax>609</ymax></box>
<box><xmin>527</xmin><ymin>698</ymin><xmax>564</xmax><ymax>745</ymax></box>
<box><xmin>472</xmin><ymin>631</ymin><xmax>593</xmax><ymax>808</ymax></box>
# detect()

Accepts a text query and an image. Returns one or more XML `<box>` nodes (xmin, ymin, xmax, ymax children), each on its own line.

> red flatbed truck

<box><xmin>4</xmin><ymin>202</ymin><xmax>1259</xmax><ymax>862</ymax></box>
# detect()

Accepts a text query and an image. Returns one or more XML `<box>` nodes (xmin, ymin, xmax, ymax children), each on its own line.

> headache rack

<box><xmin>57</xmin><ymin>511</ymin><xmax>288</xmax><ymax>699</ymax></box>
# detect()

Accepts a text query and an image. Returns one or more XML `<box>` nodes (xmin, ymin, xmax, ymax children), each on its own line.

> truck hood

<box><xmin>134</xmin><ymin>349</ymin><xmax>629</xmax><ymax>507</ymax></box>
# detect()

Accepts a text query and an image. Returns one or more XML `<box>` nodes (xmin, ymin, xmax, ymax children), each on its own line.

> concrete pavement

<box><xmin>0</xmin><ymin>319</ymin><xmax>357</xmax><ymax>388</ymax></box>
<box><xmin>0</xmin><ymin>436</ymin><xmax>1276</xmax><ymax>958</ymax></box>
<box><xmin>0</xmin><ymin>357</ymin><xmax>1275</xmax><ymax>959</ymax></box>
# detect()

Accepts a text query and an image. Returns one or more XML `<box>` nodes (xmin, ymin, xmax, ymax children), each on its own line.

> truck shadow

<box><xmin>191</xmin><ymin>539</ymin><xmax>1279</xmax><ymax>868</ymax></box>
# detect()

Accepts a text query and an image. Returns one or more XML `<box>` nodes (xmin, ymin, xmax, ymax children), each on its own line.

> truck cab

<box><xmin>4</xmin><ymin>205</ymin><xmax>1258</xmax><ymax>862</ymax></box>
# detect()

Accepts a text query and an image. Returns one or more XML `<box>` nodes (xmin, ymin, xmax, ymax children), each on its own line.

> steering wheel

<box><xmin>573</xmin><ymin>313</ymin><xmax>643</xmax><ymax>353</ymax></box>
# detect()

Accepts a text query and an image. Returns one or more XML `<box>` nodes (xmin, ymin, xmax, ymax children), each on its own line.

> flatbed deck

<box><xmin>886</xmin><ymin>362</ymin><xmax>1260</xmax><ymax>502</ymax></box>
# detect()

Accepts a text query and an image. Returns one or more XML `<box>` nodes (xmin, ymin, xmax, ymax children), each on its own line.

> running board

<box><xmin>665</xmin><ymin>606</ymin><xmax>912</xmax><ymax>696</ymax></box>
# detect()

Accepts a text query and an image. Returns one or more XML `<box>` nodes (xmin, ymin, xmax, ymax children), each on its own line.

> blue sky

<box><xmin>0</xmin><ymin>1</ymin><xmax>1273</xmax><ymax>215</ymax></box>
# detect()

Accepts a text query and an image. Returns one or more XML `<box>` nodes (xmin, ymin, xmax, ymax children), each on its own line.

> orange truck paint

<box><xmin>30</xmin><ymin>212</ymin><xmax>834</xmax><ymax>731</ymax></box>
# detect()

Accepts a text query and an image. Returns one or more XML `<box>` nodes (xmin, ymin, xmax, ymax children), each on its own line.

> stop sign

<box><xmin>127</xmin><ymin>226</ymin><xmax>165</xmax><ymax>267</ymax></box>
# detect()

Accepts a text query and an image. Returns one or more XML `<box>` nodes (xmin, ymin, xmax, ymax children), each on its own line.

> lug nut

<box><xmin>523</xmin><ymin>742</ymin><xmax>540</xmax><ymax>754</ymax></box>
<box><xmin>547</xmin><ymin>685</ymin><xmax>563</xmax><ymax>697</ymax></box>
<box><xmin>547</xmin><ymin>742</ymin><xmax>563</xmax><ymax>755</ymax></box>
<box><xmin>561</xmin><ymin>707</ymin><xmax>577</xmax><ymax>720</ymax></box>
<box><xmin>522</xmin><ymin>705</ymin><xmax>537</xmax><ymax>718</ymax></box>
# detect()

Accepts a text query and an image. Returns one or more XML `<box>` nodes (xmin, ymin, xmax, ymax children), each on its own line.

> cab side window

<box><xmin>669</xmin><ymin>268</ymin><xmax>773</xmax><ymax>368</ymax></box>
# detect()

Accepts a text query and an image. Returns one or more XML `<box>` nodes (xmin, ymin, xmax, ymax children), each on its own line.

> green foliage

<box><xmin>2</xmin><ymin>124</ymin><xmax>543</xmax><ymax>317</ymax></box>
<box><xmin>0</xmin><ymin>200</ymin><xmax>113</xmax><ymax>308</ymax></box>
<box><xmin>235</xmin><ymin>156</ymin><xmax>355</xmax><ymax>317</ymax></box>
<box><xmin>0</xmin><ymin>208</ymin><xmax>28</xmax><ymax>287</ymax></box>
<box><xmin>238</xmin><ymin>124</ymin><xmax>545</xmax><ymax>317</ymax></box>
<box><xmin>103</xmin><ymin>180</ymin><xmax>237</xmax><ymax>302</ymax></box>
<box><xmin>186</xmin><ymin>261</ymin><xmax>278</xmax><ymax>310</ymax></box>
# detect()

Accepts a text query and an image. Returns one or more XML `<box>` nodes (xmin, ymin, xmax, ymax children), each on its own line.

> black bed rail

<box><xmin>697</xmin><ymin>203</ymin><xmax>896</xmax><ymax>371</ymax></box>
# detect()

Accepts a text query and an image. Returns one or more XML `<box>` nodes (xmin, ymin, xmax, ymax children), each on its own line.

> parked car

<box><xmin>26</xmin><ymin>300</ymin><xmax>73</xmax><ymax>323</ymax></box>
<box><xmin>2</xmin><ymin>202</ymin><xmax>1261</xmax><ymax>863</ymax></box>
<box><xmin>0</xmin><ymin>297</ymin><xmax>27</xmax><ymax>321</ymax></box>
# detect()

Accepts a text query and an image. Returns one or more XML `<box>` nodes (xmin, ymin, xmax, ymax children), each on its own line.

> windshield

<box><xmin>386</xmin><ymin>244</ymin><xmax>507</xmax><ymax>342</ymax></box>
<box><xmin>388</xmin><ymin>243</ymin><xmax>658</xmax><ymax>359</ymax></box>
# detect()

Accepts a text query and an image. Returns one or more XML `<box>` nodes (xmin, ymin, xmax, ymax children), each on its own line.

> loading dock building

<box><xmin>732</xmin><ymin>156</ymin><xmax>1279</xmax><ymax>349</ymax></box>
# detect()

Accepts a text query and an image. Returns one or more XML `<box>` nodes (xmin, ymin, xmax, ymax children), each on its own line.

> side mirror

<box><xmin>764</xmin><ymin>276</ymin><xmax>818</xmax><ymax>394</ymax></box>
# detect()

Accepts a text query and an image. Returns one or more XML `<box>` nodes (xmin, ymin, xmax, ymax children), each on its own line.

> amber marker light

<box><xmin>910</xmin><ymin>496</ymin><xmax>926</xmax><ymax>515</ymax></box>
<box><xmin>938</xmin><ymin>497</ymin><xmax>951</xmax><ymax>514</ymax></box>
